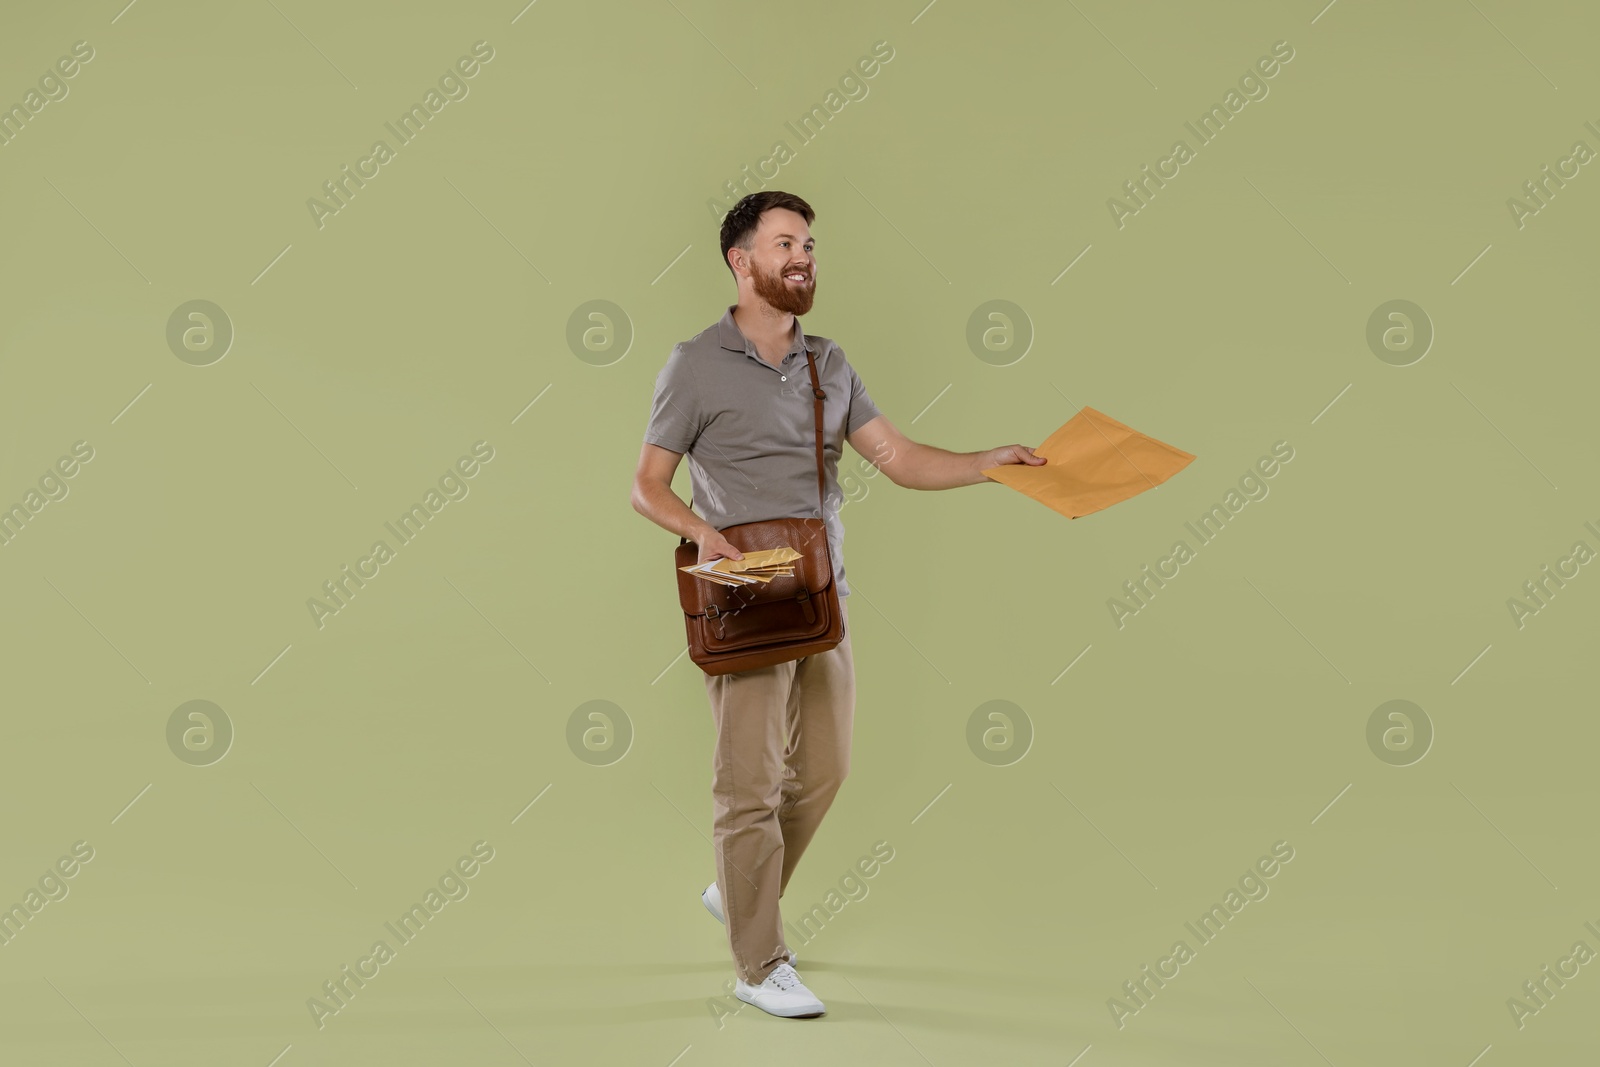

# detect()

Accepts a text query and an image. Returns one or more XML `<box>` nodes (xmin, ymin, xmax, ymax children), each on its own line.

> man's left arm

<box><xmin>846</xmin><ymin>414</ymin><xmax>1044</xmax><ymax>491</ymax></box>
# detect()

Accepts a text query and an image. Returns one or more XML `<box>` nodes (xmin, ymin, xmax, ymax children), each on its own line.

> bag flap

<box><xmin>675</xmin><ymin>517</ymin><xmax>832</xmax><ymax>617</ymax></box>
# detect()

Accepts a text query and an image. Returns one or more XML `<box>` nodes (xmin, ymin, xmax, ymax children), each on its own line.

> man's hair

<box><xmin>719</xmin><ymin>191</ymin><xmax>815</xmax><ymax>278</ymax></box>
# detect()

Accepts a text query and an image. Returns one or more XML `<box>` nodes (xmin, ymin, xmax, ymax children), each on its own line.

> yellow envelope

<box><xmin>982</xmin><ymin>406</ymin><xmax>1195</xmax><ymax>519</ymax></box>
<box><xmin>715</xmin><ymin>547</ymin><xmax>801</xmax><ymax>572</ymax></box>
<box><xmin>677</xmin><ymin>552</ymin><xmax>799</xmax><ymax>585</ymax></box>
<box><xmin>684</xmin><ymin>569</ymin><xmax>747</xmax><ymax>586</ymax></box>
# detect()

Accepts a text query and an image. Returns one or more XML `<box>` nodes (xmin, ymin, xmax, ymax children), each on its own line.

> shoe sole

<box><xmin>734</xmin><ymin>989</ymin><xmax>825</xmax><ymax>1018</ymax></box>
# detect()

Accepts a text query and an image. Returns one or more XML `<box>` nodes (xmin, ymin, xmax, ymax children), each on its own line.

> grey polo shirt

<box><xmin>643</xmin><ymin>304</ymin><xmax>884</xmax><ymax>597</ymax></box>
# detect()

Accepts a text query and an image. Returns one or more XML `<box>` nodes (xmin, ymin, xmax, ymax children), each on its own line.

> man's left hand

<box><xmin>979</xmin><ymin>444</ymin><xmax>1046</xmax><ymax>480</ymax></box>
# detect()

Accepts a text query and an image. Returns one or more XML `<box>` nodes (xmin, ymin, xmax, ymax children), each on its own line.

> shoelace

<box><xmin>765</xmin><ymin>963</ymin><xmax>800</xmax><ymax>990</ymax></box>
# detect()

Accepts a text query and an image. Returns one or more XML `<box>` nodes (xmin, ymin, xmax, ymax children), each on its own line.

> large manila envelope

<box><xmin>981</xmin><ymin>406</ymin><xmax>1195</xmax><ymax>519</ymax></box>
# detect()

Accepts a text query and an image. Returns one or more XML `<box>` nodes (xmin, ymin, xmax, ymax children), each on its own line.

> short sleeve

<box><xmin>642</xmin><ymin>346</ymin><xmax>704</xmax><ymax>453</ymax></box>
<box><xmin>842</xmin><ymin>354</ymin><xmax>883</xmax><ymax>436</ymax></box>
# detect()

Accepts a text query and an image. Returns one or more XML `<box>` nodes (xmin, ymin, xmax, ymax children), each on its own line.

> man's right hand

<box><xmin>696</xmin><ymin>528</ymin><xmax>744</xmax><ymax>565</ymax></box>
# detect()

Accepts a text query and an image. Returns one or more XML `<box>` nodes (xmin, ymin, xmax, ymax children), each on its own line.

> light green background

<box><xmin>2</xmin><ymin>1</ymin><xmax>1596</xmax><ymax>1064</ymax></box>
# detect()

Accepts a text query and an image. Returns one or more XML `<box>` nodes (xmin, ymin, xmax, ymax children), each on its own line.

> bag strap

<box><xmin>678</xmin><ymin>340</ymin><xmax>828</xmax><ymax>545</ymax></box>
<box><xmin>803</xmin><ymin>345</ymin><xmax>827</xmax><ymax>517</ymax></box>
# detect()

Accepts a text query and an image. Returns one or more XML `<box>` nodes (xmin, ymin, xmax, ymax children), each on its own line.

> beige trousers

<box><xmin>704</xmin><ymin>597</ymin><xmax>855</xmax><ymax>985</ymax></box>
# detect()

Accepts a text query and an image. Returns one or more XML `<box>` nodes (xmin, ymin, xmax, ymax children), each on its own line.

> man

<box><xmin>630</xmin><ymin>190</ymin><xmax>1044</xmax><ymax>1019</ymax></box>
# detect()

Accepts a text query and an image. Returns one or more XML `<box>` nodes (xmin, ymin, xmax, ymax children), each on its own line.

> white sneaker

<box><xmin>701</xmin><ymin>881</ymin><xmax>797</xmax><ymax>963</ymax></box>
<box><xmin>735</xmin><ymin>961</ymin><xmax>826</xmax><ymax>1019</ymax></box>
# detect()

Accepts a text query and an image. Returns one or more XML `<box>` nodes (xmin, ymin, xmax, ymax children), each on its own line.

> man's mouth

<box><xmin>785</xmin><ymin>271</ymin><xmax>810</xmax><ymax>283</ymax></box>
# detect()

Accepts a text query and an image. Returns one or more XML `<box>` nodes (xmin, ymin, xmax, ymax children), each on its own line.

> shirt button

<box><xmin>780</xmin><ymin>375</ymin><xmax>787</xmax><ymax>381</ymax></box>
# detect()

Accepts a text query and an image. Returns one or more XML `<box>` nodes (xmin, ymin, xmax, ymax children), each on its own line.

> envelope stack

<box><xmin>679</xmin><ymin>547</ymin><xmax>801</xmax><ymax>586</ymax></box>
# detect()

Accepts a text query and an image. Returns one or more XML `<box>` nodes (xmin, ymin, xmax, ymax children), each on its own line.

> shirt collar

<box><xmin>717</xmin><ymin>304</ymin><xmax>810</xmax><ymax>361</ymax></box>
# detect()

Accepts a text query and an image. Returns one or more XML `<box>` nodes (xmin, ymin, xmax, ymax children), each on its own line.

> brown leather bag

<box><xmin>674</xmin><ymin>347</ymin><xmax>844</xmax><ymax>675</ymax></box>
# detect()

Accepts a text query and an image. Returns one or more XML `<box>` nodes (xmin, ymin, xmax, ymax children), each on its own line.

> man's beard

<box><xmin>751</xmin><ymin>259</ymin><xmax>816</xmax><ymax>316</ymax></box>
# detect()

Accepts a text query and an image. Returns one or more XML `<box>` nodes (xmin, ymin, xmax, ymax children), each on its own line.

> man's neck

<box><xmin>732</xmin><ymin>301</ymin><xmax>795</xmax><ymax>356</ymax></box>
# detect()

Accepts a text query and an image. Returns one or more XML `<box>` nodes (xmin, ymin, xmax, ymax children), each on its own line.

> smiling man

<box><xmin>630</xmin><ymin>190</ymin><xmax>1044</xmax><ymax>1019</ymax></box>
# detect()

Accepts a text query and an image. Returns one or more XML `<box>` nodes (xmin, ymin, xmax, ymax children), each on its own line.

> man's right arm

<box><xmin>631</xmin><ymin>443</ymin><xmax>746</xmax><ymax>563</ymax></box>
<box><xmin>635</xmin><ymin>350</ymin><xmax>744</xmax><ymax>561</ymax></box>
<box><xmin>630</xmin><ymin>442</ymin><xmax>713</xmax><ymax>543</ymax></box>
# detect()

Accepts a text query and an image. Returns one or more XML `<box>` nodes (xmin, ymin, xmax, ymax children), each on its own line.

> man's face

<box><xmin>742</xmin><ymin>208</ymin><xmax>816</xmax><ymax>316</ymax></box>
